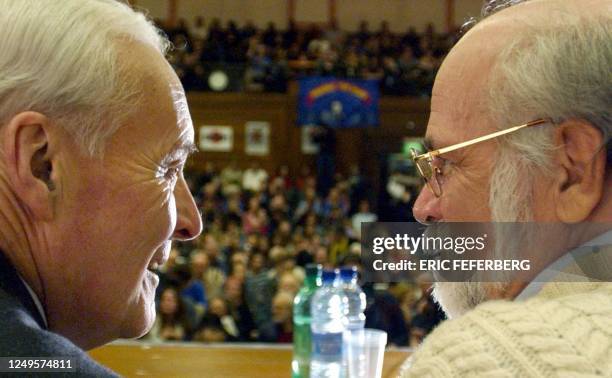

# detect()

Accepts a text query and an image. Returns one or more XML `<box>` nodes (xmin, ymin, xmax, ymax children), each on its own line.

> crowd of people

<box><xmin>143</xmin><ymin>162</ymin><xmax>444</xmax><ymax>346</ymax></box>
<box><xmin>157</xmin><ymin>17</ymin><xmax>458</xmax><ymax>96</ymax></box>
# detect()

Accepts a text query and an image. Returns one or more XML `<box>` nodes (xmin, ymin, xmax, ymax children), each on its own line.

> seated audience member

<box><xmin>200</xmin><ymin>196</ymin><xmax>220</xmax><ymax>225</ymax></box>
<box><xmin>295</xmin><ymin>166</ymin><xmax>315</xmax><ymax>193</ymax></box>
<box><xmin>0</xmin><ymin>1</ymin><xmax>201</xmax><ymax>375</ymax></box>
<box><xmin>268</xmin><ymin>246</ymin><xmax>306</xmax><ymax>283</ymax></box>
<box><xmin>194</xmin><ymin>314</ymin><xmax>228</xmax><ymax>343</ymax></box>
<box><xmin>294</xmin><ymin>237</ymin><xmax>316</xmax><ymax>267</ymax></box>
<box><xmin>320</xmin><ymin>188</ymin><xmax>349</xmax><ymax>221</ymax></box>
<box><xmin>195</xmin><ymin>244</ymin><xmax>226</xmax><ymax>300</ymax></box>
<box><xmin>272</xmin><ymin>219</ymin><xmax>293</xmax><ymax>247</ymax></box>
<box><xmin>243</xmin><ymin>196</ymin><xmax>269</xmax><ymax>235</ymax></box>
<box><xmin>228</xmin><ymin>260</ymin><xmax>248</xmax><ymax>283</ymax></box>
<box><xmin>156</xmin><ymin>248</ymin><xmax>186</xmax><ymax>301</ymax></box>
<box><xmin>395</xmin><ymin>285</ymin><xmax>419</xmax><ymax>329</ymax></box>
<box><xmin>245</xmin><ymin>264</ymin><xmax>276</xmax><ymax>329</ymax></box>
<box><xmin>224</xmin><ymin>197</ymin><xmax>244</xmax><ymax>225</ymax></box>
<box><xmin>181</xmin><ymin>251</ymin><xmax>209</xmax><ymax>313</ymax></box>
<box><xmin>195</xmin><ymin>297</ymin><xmax>240</xmax><ymax>342</ymax></box>
<box><xmin>228</xmin><ymin>248</ymin><xmax>249</xmax><ymax>275</ymax></box>
<box><xmin>248</xmin><ymin>251</ymin><xmax>267</xmax><ymax>276</ymax></box>
<box><xmin>224</xmin><ymin>277</ymin><xmax>257</xmax><ymax>341</ymax></box>
<box><xmin>242</xmin><ymin>162</ymin><xmax>269</xmax><ymax>193</ymax></box>
<box><xmin>365</xmin><ymin>291</ymin><xmax>409</xmax><ymax>347</ymax></box>
<box><xmin>220</xmin><ymin>161</ymin><xmax>243</xmax><ymax>197</ymax></box>
<box><xmin>256</xmin><ymin>232</ymin><xmax>272</xmax><ymax>252</ymax></box>
<box><xmin>259</xmin><ymin>291</ymin><xmax>294</xmax><ymax>343</ymax></box>
<box><xmin>229</xmin><ymin>250</ymin><xmax>249</xmax><ymax>267</ymax></box>
<box><xmin>278</xmin><ymin>271</ymin><xmax>301</xmax><ymax>296</ymax></box>
<box><xmin>351</xmin><ymin>200</ymin><xmax>378</xmax><ymax>238</ymax></box>
<box><xmin>313</xmin><ymin>246</ymin><xmax>330</xmax><ymax>268</ymax></box>
<box><xmin>401</xmin><ymin>0</ymin><xmax>612</xmax><ymax>375</ymax></box>
<box><xmin>408</xmin><ymin>293</ymin><xmax>445</xmax><ymax>347</ymax></box>
<box><xmin>146</xmin><ymin>288</ymin><xmax>194</xmax><ymax>342</ymax></box>
<box><xmin>271</xmin><ymin>165</ymin><xmax>292</xmax><ymax>191</ymax></box>
<box><xmin>159</xmin><ymin>248</ymin><xmax>182</xmax><ymax>275</ymax></box>
<box><xmin>328</xmin><ymin>226</ymin><xmax>351</xmax><ymax>265</ymax></box>
<box><xmin>293</xmin><ymin>187</ymin><xmax>322</xmax><ymax>224</ymax></box>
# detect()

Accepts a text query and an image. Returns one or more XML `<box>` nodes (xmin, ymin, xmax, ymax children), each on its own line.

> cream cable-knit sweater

<box><xmin>400</xmin><ymin>282</ymin><xmax>612</xmax><ymax>377</ymax></box>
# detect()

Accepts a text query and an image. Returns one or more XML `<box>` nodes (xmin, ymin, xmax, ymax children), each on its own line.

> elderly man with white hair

<box><xmin>401</xmin><ymin>0</ymin><xmax>611</xmax><ymax>376</ymax></box>
<box><xmin>0</xmin><ymin>0</ymin><xmax>201</xmax><ymax>375</ymax></box>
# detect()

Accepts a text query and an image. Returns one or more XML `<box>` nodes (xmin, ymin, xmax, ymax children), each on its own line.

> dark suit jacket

<box><xmin>0</xmin><ymin>252</ymin><xmax>118</xmax><ymax>377</ymax></box>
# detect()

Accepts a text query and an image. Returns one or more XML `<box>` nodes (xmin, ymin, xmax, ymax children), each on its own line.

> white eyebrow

<box><xmin>162</xmin><ymin>141</ymin><xmax>197</xmax><ymax>165</ymax></box>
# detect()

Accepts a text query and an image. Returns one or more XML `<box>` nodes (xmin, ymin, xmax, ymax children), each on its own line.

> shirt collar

<box><xmin>17</xmin><ymin>274</ymin><xmax>48</xmax><ymax>328</ymax></box>
<box><xmin>515</xmin><ymin>229</ymin><xmax>612</xmax><ymax>301</ymax></box>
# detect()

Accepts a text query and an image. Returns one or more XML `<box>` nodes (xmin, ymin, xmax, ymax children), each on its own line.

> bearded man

<box><xmin>402</xmin><ymin>0</ymin><xmax>611</xmax><ymax>375</ymax></box>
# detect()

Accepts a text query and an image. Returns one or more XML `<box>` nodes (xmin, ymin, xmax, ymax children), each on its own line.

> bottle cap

<box><xmin>339</xmin><ymin>266</ymin><xmax>358</xmax><ymax>281</ymax></box>
<box><xmin>305</xmin><ymin>263</ymin><xmax>321</xmax><ymax>278</ymax></box>
<box><xmin>320</xmin><ymin>269</ymin><xmax>337</xmax><ymax>284</ymax></box>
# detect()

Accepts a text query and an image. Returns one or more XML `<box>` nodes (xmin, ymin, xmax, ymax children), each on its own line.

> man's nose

<box><xmin>173</xmin><ymin>177</ymin><xmax>203</xmax><ymax>241</ymax></box>
<box><xmin>412</xmin><ymin>186</ymin><xmax>442</xmax><ymax>224</ymax></box>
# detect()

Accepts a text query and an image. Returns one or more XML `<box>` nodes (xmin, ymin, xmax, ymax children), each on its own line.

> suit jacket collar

<box><xmin>0</xmin><ymin>251</ymin><xmax>47</xmax><ymax>329</ymax></box>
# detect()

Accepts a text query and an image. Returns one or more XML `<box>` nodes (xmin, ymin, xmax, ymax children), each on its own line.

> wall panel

<box><xmin>185</xmin><ymin>91</ymin><xmax>430</xmax><ymax>196</ymax></box>
<box><xmin>134</xmin><ymin>1</ymin><xmax>485</xmax><ymax>32</ymax></box>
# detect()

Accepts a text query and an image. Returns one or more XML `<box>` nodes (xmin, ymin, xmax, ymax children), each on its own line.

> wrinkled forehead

<box><xmin>138</xmin><ymin>53</ymin><xmax>192</xmax><ymax>129</ymax></box>
<box><xmin>426</xmin><ymin>20</ymin><xmax>520</xmax><ymax>147</ymax></box>
<box><xmin>112</xmin><ymin>42</ymin><xmax>194</xmax><ymax>151</ymax></box>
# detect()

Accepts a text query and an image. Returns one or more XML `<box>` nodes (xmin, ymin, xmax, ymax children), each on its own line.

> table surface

<box><xmin>89</xmin><ymin>341</ymin><xmax>411</xmax><ymax>378</ymax></box>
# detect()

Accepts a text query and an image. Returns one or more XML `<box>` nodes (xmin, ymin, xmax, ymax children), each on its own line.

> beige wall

<box><xmin>135</xmin><ymin>0</ymin><xmax>483</xmax><ymax>32</ymax></box>
<box><xmin>175</xmin><ymin>0</ymin><xmax>287</xmax><ymax>28</ymax></box>
<box><xmin>335</xmin><ymin>0</ymin><xmax>483</xmax><ymax>32</ymax></box>
<box><xmin>134</xmin><ymin>0</ymin><xmax>167</xmax><ymax>20</ymax></box>
<box><xmin>136</xmin><ymin>0</ymin><xmax>287</xmax><ymax>28</ymax></box>
<box><xmin>336</xmin><ymin>0</ymin><xmax>444</xmax><ymax>32</ymax></box>
<box><xmin>454</xmin><ymin>0</ymin><xmax>483</xmax><ymax>27</ymax></box>
<box><xmin>295</xmin><ymin>0</ymin><xmax>329</xmax><ymax>24</ymax></box>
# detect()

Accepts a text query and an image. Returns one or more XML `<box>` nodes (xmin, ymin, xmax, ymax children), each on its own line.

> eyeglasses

<box><xmin>410</xmin><ymin>118</ymin><xmax>551</xmax><ymax>197</ymax></box>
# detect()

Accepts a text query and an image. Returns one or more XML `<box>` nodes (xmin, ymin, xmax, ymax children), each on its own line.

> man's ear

<box><xmin>552</xmin><ymin>119</ymin><xmax>605</xmax><ymax>223</ymax></box>
<box><xmin>2</xmin><ymin>111</ymin><xmax>56</xmax><ymax>221</ymax></box>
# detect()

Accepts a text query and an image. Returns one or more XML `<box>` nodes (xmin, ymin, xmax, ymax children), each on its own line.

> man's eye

<box><xmin>431</xmin><ymin>156</ymin><xmax>444</xmax><ymax>170</ymax></box>
<box><xmin>164</xmin><ymin>166</ymin><xmax>181</xmax><ymax>180</ymax></box>
<box><xmin>431</xmin><ymin>157</ymin><xmax>453</xmax><ymax>175</ymax></box>
<box><xmin>440</xmin><ymin>159</ymin><xmax>455</xmax><ymax>175</ymax></box>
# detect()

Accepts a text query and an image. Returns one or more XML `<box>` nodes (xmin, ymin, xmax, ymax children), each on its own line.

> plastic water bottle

<box><xmin>339</xmin><ymin>267</ymin><xmax>366</xmax><ymax>331</ymax></box>
<box><xmin>292</xmin><ymin>264</ymin><xmax>321</xmax><ymax>378</ymax></box>
<box><xmin>310</xmin><ymin>269</ymin><xmax>346</xmax><ymax>378</ymax></box>
<box><xmin>339</xmin><ymin>267</ymin><xmax>366</xmax><ymax>375</ymax></box>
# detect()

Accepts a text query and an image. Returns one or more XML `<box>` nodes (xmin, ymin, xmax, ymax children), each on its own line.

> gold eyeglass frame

<box><xmin>410</xmin><ymin>118</ymin><xmax>552</xmax><ymax>197</ymax></box>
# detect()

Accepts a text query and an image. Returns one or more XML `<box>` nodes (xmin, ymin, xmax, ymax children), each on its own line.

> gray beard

<box><xmin>432</xmin><ymin>281</ymin><xmax>507</xmax><ymax>319</ymax></box>
<box><xmin>432</xmin><ymin>158</ymin><xmax>532</xmax><ymax>319</ymax></box>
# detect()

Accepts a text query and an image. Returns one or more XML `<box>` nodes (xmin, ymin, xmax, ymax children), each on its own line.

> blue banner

<box><xmin>297</xmin><ymin>77</ymin><xmax>379</xmax><ymax>128</ymax></box>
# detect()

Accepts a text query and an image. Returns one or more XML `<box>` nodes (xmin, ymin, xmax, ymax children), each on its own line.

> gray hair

<box><xmin>489</xmin><ymin>8</ymin><xmax>611</xmax><ymax>154</ymax></box>
<box><xmin>464</xmin><ymin>1</ymin><xmax>612</xmax><ymax>220</ymax></box>
<box><xmin>0</xmin><ymin>0</ymin><xmax>170</xmax><ymax>155</ymax></box>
